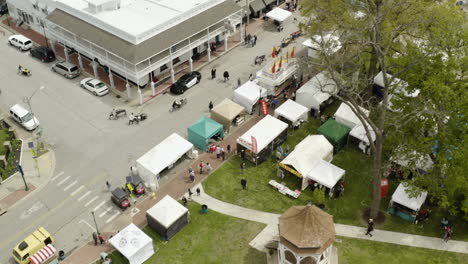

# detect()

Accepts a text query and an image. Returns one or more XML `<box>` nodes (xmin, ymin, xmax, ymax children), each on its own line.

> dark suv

<box><xmin>30</xmin><ymin>46</ymin><xmax>55</xmax><ymax>62</ymax></box>
<box><xmin>0</xmin><ymin>0</ymin><xmax>8</xmax><ymax>16</ymax></box>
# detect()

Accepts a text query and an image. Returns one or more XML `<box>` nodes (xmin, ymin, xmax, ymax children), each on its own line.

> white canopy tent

<box><xmin>296</xmin><ymin>71</ymin><xmax>338</xmax><ymax>114</ymax></box>
<box><xmin>233</xmin><ymin>81</ymin><xmax>267</xmax><ymax>114</ymax></box>
<box><xmin>373</xmin><ymin>71</ymin><xmax>420</xmax><ymax>97</ymax></box>
<box><xmin>334</xmin><ymin>102</ymin><xmax>370</xmax><ymax>129</ymax></box>
<box><xmin>274</xmin><ymin>99</ymin><xmax>309</xmax><ymax>124</ymax></box>
<box><xmin>391</xmin><ymin>150</ymin><xmax>434</xmax><ymax>172</ymax></box>
<box><xmin>349</xmin><ymin>124</ymin><xmax>376</xmax><ymax>145</ymax></box>
<box><xmin>237</xmin><ymin>115</ymin><xmax>288</xmax><ymax>153</ymax></box>
<box><xmin>306</xmin><ymin>159</ymin><xmax>345</xmax><ymax>190</ymax></box>
<box><xmin>391</xmin><ymin>183</ymin><xmax>428</xmax><ymax>211</ymax></box>
<box><xmin>266</xmin><ymin>8</ymin><xmax>292</xmax><ymax>23</ymax></box>
<box><xmin>109</xmin><ymin>223</ymin><xmax>154</xmax><ymax>264</ymax></box>
<box><xmin>302</xmin><ymin>34</ymin><xmax>342</xmax><ymax>58</ymax></box>
<box><xmin>146</xmin><ymin>195</ymin><xmax>189</xmax><ymax>239</ymax></box>
<box><xmin>136</xmin><ymin>133</ymin><xmax>194</xmax><ymax>188</ymax></box>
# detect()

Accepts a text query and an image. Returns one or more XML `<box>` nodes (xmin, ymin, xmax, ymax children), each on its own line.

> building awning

<box><xmin>250</xmin><ymin>0</ymin><xmax>267</xmax><ymax>13</ymax></box>
<box><xmin>263</xmin><ymin>0</ymin><xmax>276</xmax><ymax>6</ymax></box>
<box><xmin>47</xmin><ymin>1</ymin><xmax>240</xmax><ymax>64</ymax></box>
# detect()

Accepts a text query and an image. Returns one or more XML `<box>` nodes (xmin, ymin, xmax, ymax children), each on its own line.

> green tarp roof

<box><xmin>188</xmin><ymin>116</ymin><xmax>223</xmax><ymax>138</ymax></box>
<box><xmin>317</xmin><ymin>119</ymin><xmax>351</xmax><ymax>153</ymax></box>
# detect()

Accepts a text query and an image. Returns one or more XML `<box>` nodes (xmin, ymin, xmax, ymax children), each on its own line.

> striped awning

<box><xmin>29</xmin><ymin>244</ymin><xmax>56</xmax><ymax>264</ymax></box>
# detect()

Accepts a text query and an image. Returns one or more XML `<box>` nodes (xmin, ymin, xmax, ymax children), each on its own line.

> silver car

<box><xmin>52</xmin><ymin>61</ymin><xmax>81</xmax><ymax>79</ymax></box>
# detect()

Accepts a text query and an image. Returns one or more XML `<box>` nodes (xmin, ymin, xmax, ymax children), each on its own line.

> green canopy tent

<box><xmin>187</xmin><ymin>116</ymin><xmax>224</xmax><ymax>151</ymax></box>
<box><xmin>317</xmin><ymin>119</ymin><xmax>350</xmax><ymax>153</ymax></box>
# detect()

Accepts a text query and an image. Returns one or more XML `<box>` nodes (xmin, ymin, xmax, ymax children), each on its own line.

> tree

<box><xmin>300</xmin><ymin>0</ymin><xmax>466</xmax><ymax>218</ymax></box>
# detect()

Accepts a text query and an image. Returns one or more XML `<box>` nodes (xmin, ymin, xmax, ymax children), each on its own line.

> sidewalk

<box><xmin>192</xmin><ymin>186</ymin><xmax>468</xmax><ymax>255</ymax></box>
<box><xmin>0</xmin><ymin>135</ymin><xmax>55</xmax><ymax>213</ymax></box>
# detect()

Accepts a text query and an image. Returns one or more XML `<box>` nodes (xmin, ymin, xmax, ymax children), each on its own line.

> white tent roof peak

<box><xmin>147</xmin><ymin>195</ymin><xmax>188</xmax><ymax>229</ymax></box>
<box><xmin>302</xmin><ymin>34</ymin><xmax>342</xmax><ymax>55</ymax></box>
<box><xmin>274</xmin><ymin>99</ymin><xmax>309</xmax><ymax>123</ymax></box>
<box><xmin>233</xmin><ymin>81</ymin><xmax>267</xmax><ymax>114</ymax></box>
<box><xmin>108</xmin><ymin>223</ymin><xmax>154</xmax><ymax>264</ymax></box>
<box><xmin>334</xmin><ymin>102</ymin><xmax>370</xmax><ymax>129</ymax></box>
<box><xmin>266</xmin><ymin>8</ymin><xmax>292</xmax><ymax>22</ymax></box>
<box><xmin>373</xmin><ymin>71</ymin><xmax>420</xmax><ymax>97</ymax></box>
<box><xmin>296</xmin><ymin>71</ymin><xmax>338</xmax><ymax>110</ymax></box>
<box><xmin>391</xmin><ymin>183</ymin><xmax>428</xmax><ymax>211</ymax></box>
<box><xmin>306</xmin><ymin>159</ymin><xmax>345</xmax><ymax>189</ymax></box>
<box><xmin>237</xmin><ymin>115</ymin><xmax>288</xmax><ymax>153</ymax></box>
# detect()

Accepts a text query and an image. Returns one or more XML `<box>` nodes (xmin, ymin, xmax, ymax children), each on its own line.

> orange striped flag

<box><xmin>272</xmin><ymin>47</ymin><xmax>276</xmax><ymax>58</ymax></box>
<box><xmin>285</xmin><ymin>52</ymin><xmax>289</xmax><ymax>63</ymax></box>
<box><xmin>290</xmin><ymin>47</ymin><xmax>295</xmax><ymax>58</ymax></box>
<box><xmin>278</xmin><ymin>56</ymin><xmax>283</xmax><ymax>69</ymax></box>
<box><xmin>271</xmin><ymin>61</ymin><xmax>276</xmax><ymax>73</ymax></box>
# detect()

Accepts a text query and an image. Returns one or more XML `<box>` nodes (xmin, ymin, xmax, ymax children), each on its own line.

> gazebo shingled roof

<box><xmin>279</xmin><ymin>205</ymin><xmax>336</xmax><ymax>253</ymax></box>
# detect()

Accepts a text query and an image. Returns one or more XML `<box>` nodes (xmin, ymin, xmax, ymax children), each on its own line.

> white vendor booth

<box><xmin>109</xmin><ymin>223</ymin><xmax>154</xmax><ymax>264</ymax></box>
<box><xmin>274</xmin><ymin>99</ymin><xmax>308</xmax><ymax>125</ymax></box>
<box><xmin>256</xmin><ymin>59</ymin><xmax>298</xmax><ymax>96</ymax></box>
<box><xmin>373</xmin><ymin>71</ymin><xmax>420</xmax><ymax>112</ymax></box>
<box><xmin>237</xmin><ymin>115</ymin><xmax>288</xmax><ymax>164</ymax></box>
<box><xmin>266</xmin><ymin>8</ymin><xmax>292</xmax><ymax>23</ymax></box>
<box><xmin>334</xmin><ymin>102</ymin><xmax>370</xmax><ymax>129</ymax></box>
<box><xmin>302</xmin><ymin>33</ymin><xmax>342</xmax><ymax>58</ymax></box>
<box><xmin>391</xmin><ymin>150</ymin><xmax>434</xmax><ymax>173</ymax></box>
<box><xmin>280</xmin><ymin>135</ymin><xmax>336</xmax><ymax>190</ymax></box>
<box><xmin>389</xmin><ymin>183</ymin><xmax>428</xmax><ymax>222</ymax></box>
<box><xmin>349</xmin><ymin>123</ymin><xmax>376</xmax><ymax>154</ymax></box>
<box><xmin>306</xmin><ymin>159</ymin><xmax>345</xmax><ymax>190</ymax></box>
<box><xmin>233</xmin><ymin>81</ymin><xmax>267</xmax><ymax>114</ymax></box>
<box><xmin>146</xmin><ymin>195</ymin><xmax>189</xmax><ymax>240</ymax></box>
<box><xmin>136</xmin><ymin>133</ymin><xmax>194</xmax><ymax>189</ymax></box>
<box><xmin>296</xmin><ymin>71</ymin><xmax>338</xmax><ymax>117</ymax></box>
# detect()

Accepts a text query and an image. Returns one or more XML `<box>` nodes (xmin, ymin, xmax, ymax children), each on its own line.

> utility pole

<box><xmin>16</xmin><ymin>161</ymin><xmax>29</xmax><ymax>191</ymax></box>
<box><xmin>91</xmin><ymin>211</ymin><xmax>99</xmax><ymax>233</ymax></box>
<box><xmin>246</xmin><ymin>0</ymin><xmax>250</xmax><ymax>25</ymax></box>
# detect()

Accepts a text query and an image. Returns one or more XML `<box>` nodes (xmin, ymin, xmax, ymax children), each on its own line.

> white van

<box><xmin>8</xmin><ymin>35</ymin><xmax>33</xmax><ymax>51</ymax></box>
<box><xmin>9</xmin><ymin>104</ymin><xmax>39</xmax><ymax>131</ymax></box>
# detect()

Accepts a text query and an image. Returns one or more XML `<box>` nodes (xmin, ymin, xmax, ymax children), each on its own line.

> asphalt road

<box><xmin>0</xmin><ymin>14</ymin><xmax>307</xmax><ymax>263</ymax></box>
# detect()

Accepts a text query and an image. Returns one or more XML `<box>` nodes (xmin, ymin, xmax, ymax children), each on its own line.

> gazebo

<box><xmin>278</xmin><ymin>205</ymin><xmax>336</xmax><ymax>264</ymax></box>
<box><xmin>317</xmin><ymin>119</ymin><xmax>351</xmax><ymax>153</ymax></box>
<box><xmin>187</xmin><ymin>116</ymin><xmax>224</xmax><ymax>151</ymax></box>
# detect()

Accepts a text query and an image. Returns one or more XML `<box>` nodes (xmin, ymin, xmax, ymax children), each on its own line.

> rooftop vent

<box><xmin>86</xmin><ymin>0</ymin><xmax>122</xmax><ymax>14</ymax></box>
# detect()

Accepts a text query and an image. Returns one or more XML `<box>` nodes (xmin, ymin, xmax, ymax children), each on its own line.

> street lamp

<box><xmin>16</xmin><ymin>161</ymin><xmax>29</xmax><ymax>191</ymax></box>
<box><xmin>23</xmin><ymin>85</ymin><xmax>45</xmax><ymax>128</ymax></box>
<box><xmin>91</xmin><ymin>211</ymin><xmax>99</xmax><ymax>234</ymax></box>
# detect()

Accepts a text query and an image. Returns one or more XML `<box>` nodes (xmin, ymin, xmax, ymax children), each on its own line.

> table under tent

<box><xmin>187</xmin><ymin>116</ymin><xmax>224</xmax><ymax>151</ymax></box>
<box><xmin>210</xmin><ymin>98</ymin><xmax>246</xmax><ymax>133</ymax></box>
<box><xmin>295</xmin><ymin>71</ymin><xmax>338</xmax><ymax>117</ymax></box>
<box><xmin>274</xmin><ymin>99</ymin><xmax>308</xmax><ymax>128</ymax></box>
<box><xmin>389</xmin><ymin>183</ymin><xmax>428</xmax><ymax>223</ymax></box>
<box><xmin>237</xmin><ymin>115</ymin><xmax>288</xmax><ymax>165</ymax></box>
<box><xmin>334</xmin><ymin>102</ymin><xmax>370</xmax><ymax>129</ymax></box>
<box><xmin>302</xmin><ymin>33</ymin><xmax>342</xmax><ymax>58</ymax></box>
<box><xmin>233</xmin><ymin>81</ymin><xmax>268</xmax><ymax>114</ymax></box>
<box><xmin>108</xmin><ymin>223</ymin><xmax>154</xmax><ymax>264</ymax></box>
<box><xmin>317</xmin><ymin>119</ymin><xmax>350</xmax><ymax>153</ymax></box>
<box><xmin>280</xmin><ymin>135</ymin><xmax>344</xmax><ymax>192</ymax></box>
<box><xmin>146</xmin><ymin>195</ymin><xmax>189</xmax><ymax>240</ymax></box>
<box><xmin>136</xmin><ymin>133</ymin><xmax>194</xmax><ymax>189</ymax></box>
<box><xmin>373</xmin><ymin>71</ymin><xmax>420</xmax><ymax>112</ymax></box>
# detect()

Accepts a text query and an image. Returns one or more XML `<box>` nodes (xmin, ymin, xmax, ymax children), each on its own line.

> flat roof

<box><xmin>56</xmin><ymin>0</ymin><xmax>228</xmax><ymax>44</ymax></box>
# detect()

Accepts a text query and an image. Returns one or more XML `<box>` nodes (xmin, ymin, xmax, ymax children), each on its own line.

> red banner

<box><xmin>251</xmin><ymin>136</ymin><xmax>258</xmax><ymax>153</ymax></box>
<box><xmin>260</xmin><ymin>100</ymin><xmax>268</xmax><ymax>115</ymax></box>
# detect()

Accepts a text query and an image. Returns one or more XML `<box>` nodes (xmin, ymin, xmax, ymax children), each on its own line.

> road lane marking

<box><xmin>70</xmin><ymin>185</ymin><xmax>84</xmax><ymax>196</ymax></box>
<box><xmin>57</xmin><ymin>176</ymin><xmax>71</xmax><ymax>186</ymax></box>
<box><xmin>51</xmin><ymin>171</ymin><xmax>64</xmax><ymax>181</ymax></box>
<box><xmin>63</xmin><ymin>180</ymin><xmax>78</xmax><ymax>191</ymax></box>
<box><xmin>93</xmin><ymin>201</ymin><xmax>106</xmax><ymax>212</ymax></box>
<box><xmin>84</xmin><ymin>196</ymin><xmax>99</xmax><ymax>207</ymax></box>
<box><xmin>106</xmin><ymin>211</ymin><xmax>121</xmax><ymax>223</ymax></box>
<box><xmin>79</xmin><ymin>219</ymin><xmax>96</xmax><ymax>232</ymax></box>
<box><xmin>98</xmin><ymin>207</ymin><xmax>113</xmax><ymax>218</ymax></box>
<box><xmin>78</xmin><ymin>191</ymin><xmax>91</xmax><ymax>201</ymax></box>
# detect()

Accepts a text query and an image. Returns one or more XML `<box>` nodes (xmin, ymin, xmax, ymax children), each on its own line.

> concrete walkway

<box><xmin>192</xmin><ymin>185</ymin><xmax>468</xmax><ymax>255</ymax></box>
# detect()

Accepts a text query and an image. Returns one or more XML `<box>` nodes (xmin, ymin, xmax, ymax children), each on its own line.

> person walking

<box><xmin>240</xmin><ymin>149</ymin><xmax>246</xmax><ymax>161</ymax></box>
<box><xmin>240</xmin><ymin>162</ymin><xmax>245</xmax><ymax>174</ymax></box>
<box><xmin>92</xmin><ymin>232</ymin><xmax>98</xmax><ymax>246</ymax></box>
<box><xmin>272</xmin><ymin>97</ymin><xmax>278</xmax><ymax>109</ymax></box>
<box><xmin>443</xmin><ymin>226</ymin><xmax>453</xmax><ymax>242</ymax></box>
<box><xmin>249</xmin><ymin>73</ymin><xmax>253</xmax><ymax>81</ymax></box>
<box><xmin>365</xmin><ymin>219</ymin><xmax>374</xmax><ymax>237</ymax></box>
<box><xmin>241</xmin><ymin>177</ymin><xmax>247</xmax><ymax>190</ymax></box>
<box><xmin>106</xmin><ymin>181</ymin><xmax>111</xmax><ymax>192</ymax></box>
<box><xmin>220</xmin><ymin>147</ymin><xmax>225</xmax><ymax>161</ymax></box>
<box><xmin>253</xmin><ymin>35</ymin><xmax>258</xmax><ymax>46</ymax></box>
<box><xmin>215</xmin><ymin>145</ymin><xmax>221</xmax><ymax>159</ymax></box>
<box><xmin>211</xmin><ymin>68</ymin><xmax>216</xmax><ymax>80</ymax></box>
<box><xmin>189</xmin><ymin>170</ymin><xmax>195</xmax><ymax>182</ymax></box>
<box><xmin>206</xmin><ymin>162</ymin><xmax>213</xmax><ymax>173</ymax></box>
<box><xmin>237</xmin><ymin>77</ymin><xmax>241</xmax><ymax>87</ymax></box>
<box><xmin>199</xmin><ymin>161</ymin><xmax>204</xmax><ymax>174</ymax></box>
<box><xmin>223</xmin><ymin>71</ymin><xmax>229</xmax><ymax>82</ymax></box>
<box><xmin>291</xmin><ymin>91</ymin><xmax>296</xmax><ymax>101</ymax></box>
<box><xmin>188</xmin><ymin>188</ymin><xmax>193</xmax><ymax>199</ymax></box>
<box><xmin>98</xmin><ymin>233</ymin><xmax>105</xmax><ymax>244</ymax></box>
<box><xmin>182</xmin><ymin>196</ymin><xmax>188</xmax><ymax>207</ymax></box>
<box><xmin>227</xmin><ymin>144</ymin><xmax>231</xmax><ymax>154</ymax></box>
<box><xmin>128</xmin><ymin>113</ymin><xmax>135</xmax><ymax>125</ymax></box>
<box><xmin>196</xmin><ymin>187</ymin><xmax>201</xmax><ymax>196</ymax></box>
<box><xmin>209</xmin><ymin>101</ymin><xmax>214</xmax><ymax>112</ymax></box>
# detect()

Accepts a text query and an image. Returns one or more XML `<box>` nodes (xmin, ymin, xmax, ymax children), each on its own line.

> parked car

<box><xmin>30</xmin><ymin>46</ymin><xmax>55</xmax><ymax>62</ymax></box>
<box><xmin>8</xmin><ymin>35</ymin><xmax>33</xmax><ymax>51</ymax></box>
<box><xmin>51</xmin><ymin>61</ymin><xmax>81</xmax><ymax>79</ymax></box>
<box><xmin>111</xmin><ymin>188</ymin><xmax>131</xmax><ymax>210</ymax></box>
<box><xmin>170</xmin><ymin>71</ymin><xmax>201</xmax><ymax>94</ymax></box>
<box><xmin>9</xmin><ymin>104</ymin><xmax>39</xmax><ymax>131</ymax></box>
<box><xmin>125</xmin><ymin>175</ymin><xmax>145</xmax><ymax>196</ymax></box>
<box><xmin>80</xmin><ymin>78</ymin><xmax>109</xmax><ymax>96</ymax></box>
<box><xmin>0</xmin><ymin>0</ymin><xmax>8</xmax><ymax>16</ymax></box>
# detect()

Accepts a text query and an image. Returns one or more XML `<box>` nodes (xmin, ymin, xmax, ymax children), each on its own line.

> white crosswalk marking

<box><xmin>84</xmin><ymin>196</ymin><xmax>99</xmax><ymax>207</ymax></box>
<box><xmin>51</xmin><ymin>171</ymin><xmax>64</xmax><ymax>181</ymax></box>
<box><xmin>106</xmin><ymin>211</ymin><xmax>121</xmax><ymax>223</ymax></box>
<box><xmin>57</xmin><ymin>176</ymin><xmax>71</xmax><ymax>186</ymax></box>
<box><xmin>93</xmin><ymin>201</ymin><xmax>106</xmax><ymax>212</ymax></box>
<box><xmin>63</xmin><ymin>180</ymin><xmax>77</xmax><ymax>191</ymax></box>
<box><xmin>98</xmin><ymin>207</ymin><xmax>113</xmax><ymax>218</ymax></box>
<box><xmin>78</xmin><ymin>191</ymin><xmax>91</xmax><ymax>201</ymax></box>
<box><xmin>71</xmin><ymin>185</ymin><xmax>84</xmax><ymax>196</ymax></box>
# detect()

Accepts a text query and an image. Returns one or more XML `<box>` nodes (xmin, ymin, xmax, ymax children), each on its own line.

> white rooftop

<box><xmin>146</xmin><ymin>195</ymin><xmax>188</xmax><ymax>229</ymax></box>
<box><xmin>55</xmin><ymin>0</ymin><xmax>225</xmax><ymax>44</ymax></box>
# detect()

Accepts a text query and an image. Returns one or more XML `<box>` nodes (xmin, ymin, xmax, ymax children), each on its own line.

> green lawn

<box><xmin>0</xmin><ymin>128</ymin><xmax>22</xmax><ymax>180</ymax></box>
<box><xmin>337</xmin><ymin>236</ymin><xmax>468</xmax><ymax>264</ymax></box>
<box><xmin>203</xmin><ymin>103</ymin><xmax>468</xmax><ymax>241</ymax></box>
<box><xmin>105</xmin><ymin>202</ymin><xmax>267</xmax><ymax>264</ymax></box>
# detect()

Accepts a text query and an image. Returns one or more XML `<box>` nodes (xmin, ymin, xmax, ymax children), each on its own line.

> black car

<box><xmin>30</xmin><ymin>46</ymin><xmax>56</xmax><ymax>62</ymax></box>
<box><xmin>0</xmin><ymin>0</ymin><xmax>8</xmax><ymax>16</ymax></box>
<box><xmin>170</xmin><ymin>71</ymin><xmax>201</xmax><ymax>94</ymax></box>
<box><xmin>111</xmin><ymin>188</ymin><xmax>131</xmax><ymax>210</ymax></box>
